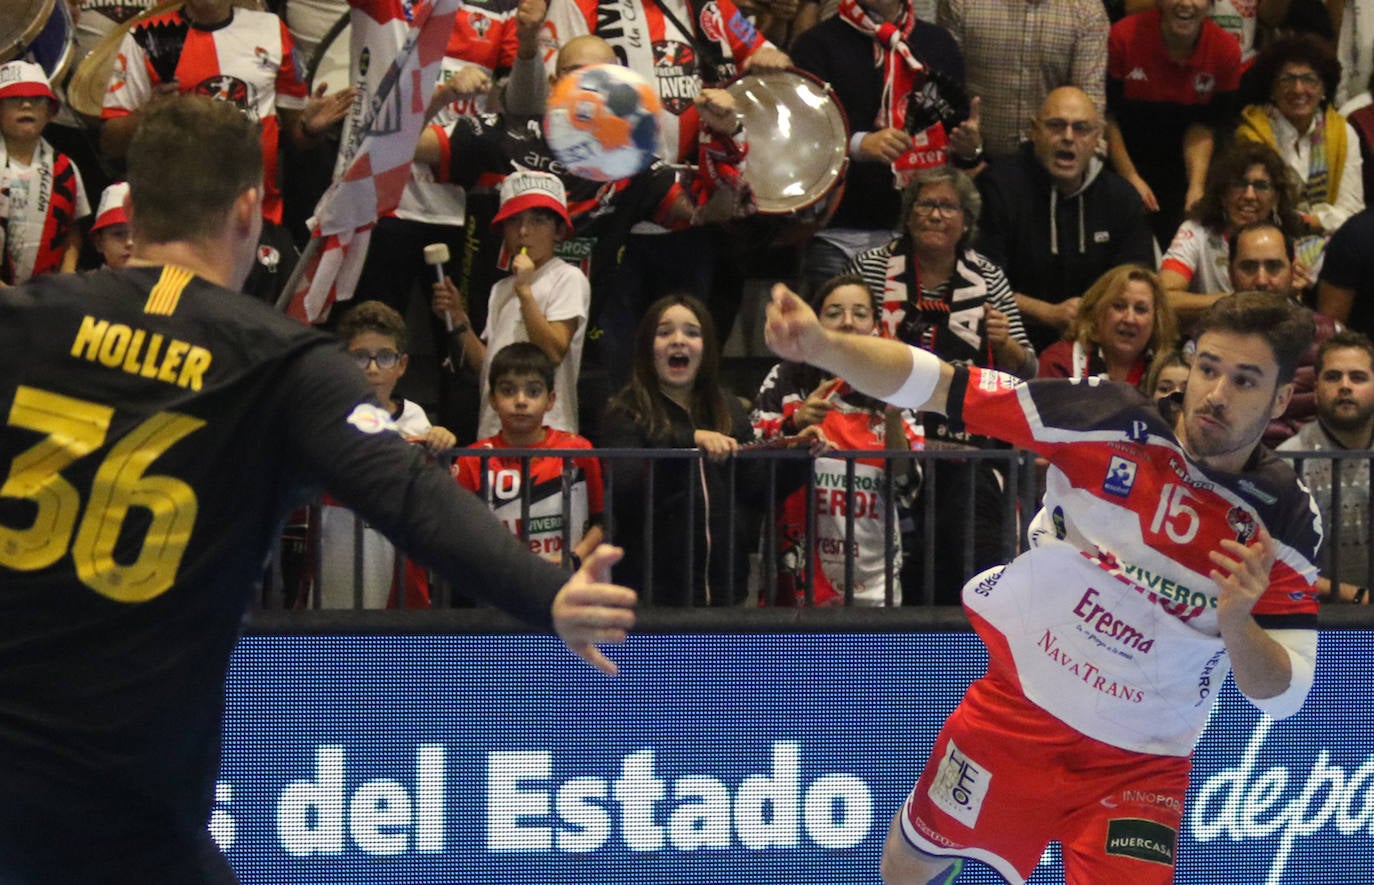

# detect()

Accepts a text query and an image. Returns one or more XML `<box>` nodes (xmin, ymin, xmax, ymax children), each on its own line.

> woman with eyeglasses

<box><xmin>848</xmin><ymin>166</ymin><xmax>1036</xmax><ymax>383</ymax></box>
<box><xmin>1159</xmin><ymin>140</ymin><xmax>1306</xmax><ymax>328</ymax></box>
<box><xmin>1236</xmin><ymin>34</ymin><xmax>1365</xmax><ymax>239</ymax></box>
<box><xmin>848</xmin><ymin>166</ymin><xmax>1035</xmax><ymax>604</ymax></box>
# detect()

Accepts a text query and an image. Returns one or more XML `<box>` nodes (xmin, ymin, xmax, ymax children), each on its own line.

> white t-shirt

<box><xmin>478</xmin><ymin>256</ymin><xmax>590</xmax><ymax>438</ymax></box>
<box><xmin>318</xmin><ymin>398</ymin><xmax>433</xmax><ymax>609</ymax></box>
<box><xmin>1336</xmin><ymin>0</ymin><xmax>1374</xmax><ymax>107</ymax></box>
<box><xmin>1159</xmin><ymin>219</ymin><xmax>1232</xmax><ymax>294</ymax></box>
<box><xmin>1207</xmin><ymin>0</ymin><xmax>1258</xmax><ymax>64</ymax></box>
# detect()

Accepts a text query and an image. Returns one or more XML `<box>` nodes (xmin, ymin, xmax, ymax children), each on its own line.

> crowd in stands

<box><xmin>11</xmin><ymin>0</ymin><xmax>1374</xmax><ymax>608</ymax></box>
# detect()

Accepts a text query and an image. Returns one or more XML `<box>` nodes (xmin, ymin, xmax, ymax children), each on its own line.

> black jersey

<box><xmin>0</xmin><ymin>267</ymin><xmax>567</xmax><ymax>878</ymax></box>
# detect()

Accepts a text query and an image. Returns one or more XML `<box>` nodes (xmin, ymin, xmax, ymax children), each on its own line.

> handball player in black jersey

<box><xmin>0</xmin><ymin>96</ymin><xmax>636</xmax><ymax>884</ymax></box>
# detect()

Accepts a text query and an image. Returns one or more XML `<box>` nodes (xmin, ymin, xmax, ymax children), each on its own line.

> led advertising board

<box><xmin>220</xmin><ymin>632</ymin><xmax>1372</xmax><ymax>884</ymax></box>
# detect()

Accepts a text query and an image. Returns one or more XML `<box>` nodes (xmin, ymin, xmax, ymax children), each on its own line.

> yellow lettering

<box><xmin>177</xmin><ymin>347</ymin><xmax>212</xmax><ymax>391</ymax></box>
<box><xmin>157</xmin><ymin>340</ymin><xmax>189</xmax><ymax>384</ymax></box>
<box><xmin>122</xmin><ymin>329</ymin><xmax>146</xmax><ymax>374</ymax></box>
<box><xmin>97</xmin><ymin>325</ymin><xmax>131</xmax><ymax>368</ymax></box>
<box><xmin>140</xmin><ymin>334</ymin><xmax>164</xmax><ymax>378</ymax></box>
<box><xmin>71</xmin><ymin>315</ymin><xmax>109</xmax><ymax>360</ymax></box>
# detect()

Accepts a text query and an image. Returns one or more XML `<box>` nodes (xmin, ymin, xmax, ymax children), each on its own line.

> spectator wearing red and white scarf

<box><xmin>0</xmin><ymin>61</ymin><xmax>89</xmax><ymax>285</ymax></box>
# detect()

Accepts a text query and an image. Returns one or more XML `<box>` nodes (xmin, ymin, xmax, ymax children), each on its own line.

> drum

<box><xmin>725</xmin><ymin>68</ymin><xmax>849</xmax><ymax>219</ymax></box>
<box><xmin>1</xmin><ymin>0</ymin><xmax>75</xmax><ymax>85</ymax></box>
<box><xmin>0</xmin><ymin>0</ymin><xmax>54</xmax><ymax>65</ymax></box>
<box><xmin>307</xmin><ymin>11</ymin><xmax>351</xmax><ymax>94</ymax></box>
<box><xmin>65</xmin><ymin>0</ymin><xmax>259</xmax><ymax>118</ymax></box>
<box><xmin>24</xmin><ymin>0</ymin><xmax>75</xmax><ymax>84</ymax></box>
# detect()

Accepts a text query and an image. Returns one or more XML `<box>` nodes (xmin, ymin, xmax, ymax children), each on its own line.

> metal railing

<box><xmin>267</xmin><ymin>445</ymin><xmax>1042</xmax><ymax>611</ymax></box>
<box><xmin>255</xmin><ymin>446</ymin><xmax>1374</xmax><ymax>629</ymax></box>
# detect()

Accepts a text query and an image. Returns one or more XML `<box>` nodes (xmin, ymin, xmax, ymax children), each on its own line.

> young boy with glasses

<box><xmin>339</xmin><ymin>300</ymin><xmax>457</xmax><ymax>453</ymax></box>
<box><xmin>311</xmin><ymin>301</ymin><xmax>458</xmax><ymax>608</ymax></box>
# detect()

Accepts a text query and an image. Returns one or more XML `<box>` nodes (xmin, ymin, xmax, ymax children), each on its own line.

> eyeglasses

<box><xmin>1228</xmin><ymin>178</ymin><xmax>1274</xmax><ymax>194</ymax></box>
<box><xmin>349</xmin><ymin>349</ymin><xmax>401</xmax><ymax>369</ymax></box>
<box><xmin>911</xmin><ymin>200</ymin><xmax>963</xmax><ymax>218</ymax></box>
<box><xmin>821</xmin><ymin>305</ymin><xmax>874</xmax><ymax>322</ymax></box>
<box><xmin>1036</xmin><ymin>118</ymin><xmax>1101</xmax><ymax>137</ymax></box>
<box><xmin>1275</xmin><ymin>72</ymin><xmax>1322</xmax><ymax>89</ymax></box>
<box><xmin>1234</xmin><ymin>258</ymin><xmax>1289</xmax><ymax>276</ymax></box>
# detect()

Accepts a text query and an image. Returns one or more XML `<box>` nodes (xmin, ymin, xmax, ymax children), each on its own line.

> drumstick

<box><xmin>423</xmin><ymin>243</ymin><xmax>452</xmax><ymax>332</ymax></box>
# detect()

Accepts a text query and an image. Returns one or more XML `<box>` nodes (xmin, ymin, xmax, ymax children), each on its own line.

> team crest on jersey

<box><xmin>1103</xmin><ymin>456</ymin><xmax>1138</xmax><ymax>498</ymax></box>
<box><xmin>253</xmin><ymin>46</ymin><xmax>274</xmax><ymax>71</ymax></box>
<box><xmin>1194</xmin><ymin>71</ymin><xmax>1216</xmax><ymax>96</ymax></box>
<box><xmin>194</xmin><ymin>76</ymin><xmax>255</xmax><ymax>115</ymax></box>
<box><xmin>653</xmin><ymin>41</ymin><xmax>700</xmax><ymax>115</ymax></box>
<box><xmin>698</xmin><ymin>1</ymin><xmax>726</xmax><ymax>42</ymax></box>
<box><xmin>1227</xmin><ymin>506</ymin><xmax>1258</xmax><ymax>543</ymax></box>
<box><xmin>347</xmin><ymin>403</ymin><xmax>398</xmax><ymax>435</ymax></box>
<box><xmin>469</xmin><ymin>13</ymin><xmax>491</xmax><ymax>37</ymax></box>
<box><xmin>257</xmin><ymin>244</ymin><xmax>280</xmax><ymax>272</ymax></box>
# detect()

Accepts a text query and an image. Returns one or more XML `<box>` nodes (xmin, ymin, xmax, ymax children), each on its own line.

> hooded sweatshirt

<box><xmin>975</xmin><ymin>141</ymin><xmax>1155</xmax><ymax>354</ymax></box>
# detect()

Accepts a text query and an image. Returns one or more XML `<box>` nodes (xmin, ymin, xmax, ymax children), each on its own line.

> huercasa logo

<box><xmin>1105</xmin><ymin>817</ymin><xmax>1176</xmax><ymax>865</ymax></box>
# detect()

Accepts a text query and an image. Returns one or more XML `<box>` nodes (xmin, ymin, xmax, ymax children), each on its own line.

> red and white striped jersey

<box><xmin>949</xmin><ymin>367</ymin><xmax>1321</xmax><ymax>756</ymax></box>
<box><xmin>102</xmin><ymin>7</ymin><xmax>308</xmax><ymax>224</ymax></box>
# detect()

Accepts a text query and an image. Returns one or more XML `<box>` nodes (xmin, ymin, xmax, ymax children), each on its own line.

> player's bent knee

<box><xmin>881</xmin><ymin>811</ymin><xmax>962</xmax><ymax>885</ymax></box>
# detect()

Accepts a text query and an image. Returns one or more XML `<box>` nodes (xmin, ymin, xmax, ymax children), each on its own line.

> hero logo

<box><xmin>927</xmin><ymin>739</ymin><xmax>990</xmax><ymax>828</ymax></box>
<box><xmin>653</xmin><ymin>41</ymin><xmax>700</xmax><ymax>115</ymax></box>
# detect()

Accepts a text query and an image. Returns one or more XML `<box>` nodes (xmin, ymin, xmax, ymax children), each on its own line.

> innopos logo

<box><xmin>1191</xmin><ymin>717</ymin><xmax>1374</xmax><ymax>885</ymax></box>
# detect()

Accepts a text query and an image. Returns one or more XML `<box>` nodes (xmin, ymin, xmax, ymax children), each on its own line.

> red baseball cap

<box><xmin>491</xmin><ymin>170</ymin><xmax>572</xmax><ymax>230</ymax></box>
<box><xmin>0</xmin><ymin>61</ymin><xmax>58</xmax><ymax>110</ymax></box>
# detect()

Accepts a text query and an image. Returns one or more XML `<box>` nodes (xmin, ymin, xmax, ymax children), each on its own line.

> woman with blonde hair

<box><xmin>1038</xmin><ymin>265</ymin><xmax>1179</xmax><ymax>385</ymax></box>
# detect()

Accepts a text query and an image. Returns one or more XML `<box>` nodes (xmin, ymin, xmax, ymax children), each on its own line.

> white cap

<box><xmin>0</xmin><ymin>61</ymin><xmax>58</xmax><ymax>108</ymax></box>
<box><xmin>92</xmin><ymin>182</ymin><xmax>130</xmax><ymax>232</ymax></box>
<box><xmin>492</xmin><ymin>170</ymin><xmax>572</xmax><ymax>229</ymax></box>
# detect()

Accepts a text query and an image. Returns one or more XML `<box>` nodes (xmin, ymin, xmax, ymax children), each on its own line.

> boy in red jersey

<box><xmin>454</xmin><ymin>342</ymin><xmax>605</xmax><ymax>568</ymax></box>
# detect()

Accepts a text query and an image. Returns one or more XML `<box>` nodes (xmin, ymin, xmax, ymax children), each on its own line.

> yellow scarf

<box><xmin>1236</xmin><ymin>104</ymin><xmax>1347</xmax><ymax>204</ymax></box>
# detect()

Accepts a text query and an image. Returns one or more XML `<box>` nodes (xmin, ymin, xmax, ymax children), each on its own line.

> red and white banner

<box><xmin>282</xmin><ymin>0</ymin><xmax>461</xmax><ymax>323</ymax></box>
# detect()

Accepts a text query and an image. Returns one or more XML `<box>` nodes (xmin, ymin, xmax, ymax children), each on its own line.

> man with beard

<box><xmin>1279</xmin><ymin>330</ymin><xmax>1374</xmax><ymax>605</ymax></box>
<box><xmin>763</xmin><ymin>283</ymin><xmax>1321</xmax><ymax>885</ymax></box>
<box><xmin>1226</xmin><ymin>220</ymin><xmax>1342</xmax><ymax>447</ymax></box>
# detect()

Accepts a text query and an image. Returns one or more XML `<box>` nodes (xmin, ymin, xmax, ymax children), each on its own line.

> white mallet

<box><xmin>423</xmin><ymin>242</ymin><xmax>453</xmax><ymax>332</ymax></box>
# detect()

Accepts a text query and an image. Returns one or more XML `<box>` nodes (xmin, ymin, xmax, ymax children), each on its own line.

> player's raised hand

<box><xmin>552</xmin><ymin>545</ymin><xmax>637</xmax><ymax>675</ymax></box>
<box><xmin>765</xmin><ymin>283</ymin><xmax>827</xmax><ymax>364</ymax></box>
<box><xmin>1211</xmin><ymin>525</ymin><xmax>1276</xmax><ymax>629</ymax></box>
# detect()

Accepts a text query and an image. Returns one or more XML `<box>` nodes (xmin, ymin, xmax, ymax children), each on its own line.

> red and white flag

<box><xmin>282</xmin><ymin>0</ymin><xmax>460</xmax><ymax>323</ymax></box>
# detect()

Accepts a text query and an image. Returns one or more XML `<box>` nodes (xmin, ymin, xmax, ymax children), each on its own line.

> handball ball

<box><xmin>544</xmin><ymin>64</ymin><xmax>662</xmax><ymax>182</ymax></box>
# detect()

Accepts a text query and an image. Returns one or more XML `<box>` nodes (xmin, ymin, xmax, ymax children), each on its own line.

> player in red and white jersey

<box><xmin>99</xmin><ymin>0</ymin><xmax>341</xmax><ymax>226</ymax></box>
<box><xmin>764</xmin><ymin>284</ymin><xmax>1322</xmax><ymax>885</ymax></box>
<box><xmin>542</xmin><ymin>0</ymin><xmax>788</xmax><ymax>162</ymax></box>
